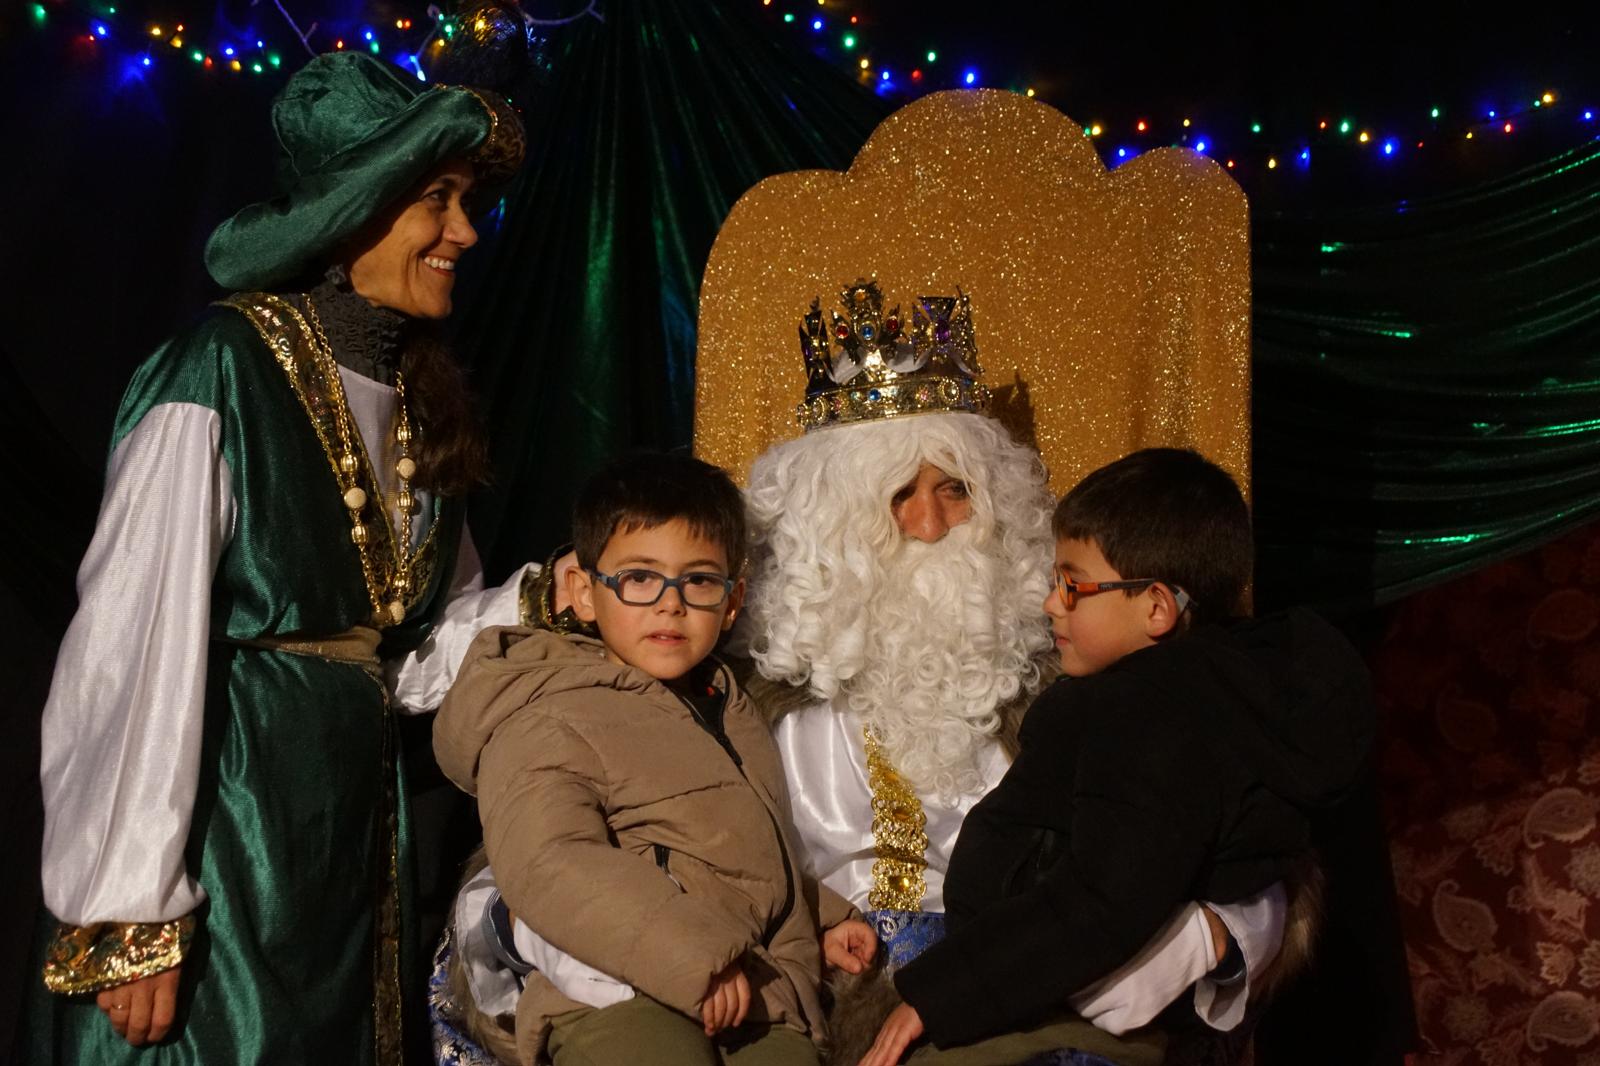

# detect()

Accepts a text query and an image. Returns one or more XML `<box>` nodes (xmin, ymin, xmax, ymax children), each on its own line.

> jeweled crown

<box><xmin>796</xmin><ymin>278</ymin><xmax>990</xmax><ymax>431</ymax></box>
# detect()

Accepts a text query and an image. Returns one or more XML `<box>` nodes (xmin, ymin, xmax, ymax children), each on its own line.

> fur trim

<box><xmin>1250</xmin><ymin>854</ymin><xmax>1325</xmax><ymax>1006</ymax></box>
<box><xmin>822</xmin><ymin>962</ymin><xmax>904</xmax><ymax>1066</ymax></box>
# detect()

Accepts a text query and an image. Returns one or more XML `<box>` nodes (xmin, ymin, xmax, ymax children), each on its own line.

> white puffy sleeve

<box><xmin>386</xmin><ymin>531</ymin><xmax>533</xmax><ymax>714</ymax></box>
<box><xmin>40</xmin><ymin>402</ymin><xmax>234</xmax><ymax>927</ymax></box>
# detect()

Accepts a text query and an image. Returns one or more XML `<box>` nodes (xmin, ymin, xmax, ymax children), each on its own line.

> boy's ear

<box><xmin>567</xmin><ymin>565</ymin><xmax>599</xmax><ymax>624</ymax></box>
<box><xmin>721</xmin><ymin>577</ymin><xmax>747</xmax><ymax>632</ymax></box>
<box><xmin>1143</xmin><ymin>583</ymin><xmax>1183</xmax><ymax>640</ymax></box>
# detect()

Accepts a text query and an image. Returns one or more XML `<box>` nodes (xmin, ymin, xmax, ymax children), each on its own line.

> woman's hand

<box><xmin>822</xmin><ymin>919</ymin><xmax>878</xmax><ymax>974</ymax></box>
<box><xmin>699</xmin><ymin>958</ymin><xmax>751</xmax><ymax>1036</ymax></box>
<box><xmin>96</xmin><ymin>965</ymin><xmax>181</xmax><ymax>1046</ymax></box>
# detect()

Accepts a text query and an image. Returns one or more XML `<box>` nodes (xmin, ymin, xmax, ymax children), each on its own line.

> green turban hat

<box><xmin>205</xmin><ymin>52</ymin><xmax>524</xmax><ymax>292</ymax></box>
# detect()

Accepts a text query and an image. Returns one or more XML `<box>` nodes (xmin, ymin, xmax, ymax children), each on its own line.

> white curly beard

<box><xmin>742</xmin><ymin>413</ymin><xmax>1055</xmax><ymax>802</ymax></box>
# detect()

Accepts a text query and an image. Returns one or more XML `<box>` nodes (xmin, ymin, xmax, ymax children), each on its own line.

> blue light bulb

<box><xmin>811</xmin><ymin>18</ymin><xmax>821</xmax><ymax>29</ymax></box>
<box><xmin>964</xmin><ymin>70</ymin><xmax>977</xmax><ymax>86</ymax></box>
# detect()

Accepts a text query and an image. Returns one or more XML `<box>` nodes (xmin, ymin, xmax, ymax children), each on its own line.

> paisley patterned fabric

<box><xmin>1376</xmin><ymin>521</ymin><xmax>1600</xmax><ymax>1063</ymax></box>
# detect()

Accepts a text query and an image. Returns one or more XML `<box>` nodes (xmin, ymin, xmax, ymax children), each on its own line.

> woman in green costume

<box><xmin>28</xmin><ymin>53</ymin><xmax>528</xmax><ymax>1065</ymax></box>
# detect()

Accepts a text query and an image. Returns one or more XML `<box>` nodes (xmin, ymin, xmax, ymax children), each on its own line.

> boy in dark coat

<box><xmin>859</xmin><ymin>448</ymin><xmax>1375</xmax><ymax>1065</ymax></box>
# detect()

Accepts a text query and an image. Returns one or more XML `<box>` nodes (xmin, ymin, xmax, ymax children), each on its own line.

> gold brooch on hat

<box><xmin>796</xmin><ymin>279</ymin><xmax>991</xmax><ymax>432</ymax></box>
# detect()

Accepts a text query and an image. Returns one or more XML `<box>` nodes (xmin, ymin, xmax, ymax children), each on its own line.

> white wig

<box><xmin>742</xmin><ymin>412</ymin><xmax>1055</xmax><ymax>796</ymax></box>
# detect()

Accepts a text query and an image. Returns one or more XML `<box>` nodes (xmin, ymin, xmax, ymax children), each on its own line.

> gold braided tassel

<box><xmin>864</xmin><ymin>725</ymin><xmax>930</xmax><ymax>911</ymax></box>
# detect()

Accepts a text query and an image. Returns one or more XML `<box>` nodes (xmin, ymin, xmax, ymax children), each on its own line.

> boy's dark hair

<box><xmin>1052</xmin><ymin>448</ymin><xmax>1251</xmax><ymax>624</ymax></box>
<box><xmin>572</xmin><ymin>451</ymin><xmax>748</xmax><ymax>574</ymax></box>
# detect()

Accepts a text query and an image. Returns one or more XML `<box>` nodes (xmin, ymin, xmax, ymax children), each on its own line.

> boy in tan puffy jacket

<box><xmin>435</xmin><ymin>453</ymin><xmax>852</xmax><ymax>1066</ymax></box>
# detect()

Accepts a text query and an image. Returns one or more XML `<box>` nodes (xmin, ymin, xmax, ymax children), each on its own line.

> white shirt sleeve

<box><xmin>40</xmin><ymin>403</ymin><xmax>234</xmax><ymax>926</ymax></box>
<box><xmin>1070</xmin><ymin>884</ymin><xmax>1288</xmax><ymax>1035</ymax></box>
<box><xmin>386</xmin><ymin>531</ymin><xmax>534</xmax><ymax>714</ymax></box>
<box><xmin>453</xmin><ymin>863</ymin><xmax>635</xmax><ymax>1016</ymax></box>
<box><xmin>1069</xmin><ymin>903</ymin><xmax>1215</xmax><ymax>1035</ymax></box>
<box><xmin>1193</xmin><ymin>883</ymin><xmax>1286</xmax><ymax>1030</ymax></box>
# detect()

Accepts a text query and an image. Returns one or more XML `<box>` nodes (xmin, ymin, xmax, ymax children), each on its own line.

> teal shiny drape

<box><xmin>451</xmin><ymin>0</ymin><xmax>890</xmax><ymax>571</ymax></box>
<box><xmin>1253</xmin><ymin>137</ymin><xmax>1600</xmax><ymax>607</ymax></box>
<box><xmin>456</xmin><ymin>0</ymin><xmax>1600</xmax><ymax>613</ymax></box>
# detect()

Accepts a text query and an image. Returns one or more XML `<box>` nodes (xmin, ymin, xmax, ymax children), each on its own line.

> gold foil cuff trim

<box><xmin>864</xmin><ymin>726</ymin><xmax>929</xmax><ymax>912</ymax></box>
<box><xmin>43</xmin><ymin>916</ymin><xmax>195</xmax><ymax>994</ymax></box>
<box><xmin>522</xmin><ymin>545</ymin><xmax>597</xmax><ymax>637</ymax></box>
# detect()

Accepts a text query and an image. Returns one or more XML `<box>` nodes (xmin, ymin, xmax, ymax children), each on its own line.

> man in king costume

<box><xmin>694</xmin><ymin>90</ymin><xmax>1291</xmax><ymax>1062</ymax></box>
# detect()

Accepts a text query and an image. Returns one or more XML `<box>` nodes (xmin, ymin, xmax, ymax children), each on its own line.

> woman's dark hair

<box><xmin>404</xmin><ymin>325</ymin><xmax>490</xmax><ymax>495</ymax></box>
<box><xmin>572</xmin><ymin>452</ymin><xmax>748</xmax><ymax>574</ymax></box>
<box><xmin>1052</xmin><ymin>447</ymin><xmax>1251</xmax><ymax>623</ymax></box>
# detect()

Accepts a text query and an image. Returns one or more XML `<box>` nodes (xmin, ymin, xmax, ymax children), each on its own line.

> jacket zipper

<box><xmin>675</xmin><ymin>681</ymin><xmax>798</xmax><ymax>947</ymax></box>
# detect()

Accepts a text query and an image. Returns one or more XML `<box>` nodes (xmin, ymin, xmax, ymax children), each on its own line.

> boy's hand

<box><xmin>822</xmin><ymin>919</ymin><xmax>878</xmax><ymax>974</ymax></box>
<box><xmin>96</xmin><ymin>965</ymin><xmax>181</xmax><ymax>1046</ymax></box>
<box><xmin>699</xmin><ymin>958</ymin><xmax>751</xmax><ymax>1036</ymax></box>
<box><xmin>858</xmin><ymin>1002</ymin><xmax>924</xmax><ymax>1066</ymax></box>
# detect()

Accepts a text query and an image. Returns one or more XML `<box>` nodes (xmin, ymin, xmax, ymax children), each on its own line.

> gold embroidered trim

<box><xmin>520</xmin><ymin>545</ymin><xmax>597</xmax><ymax>636</ymax></box>
<box><xmin>461</xmin><ymin>87</ymin><xmax>526</xmax><ymax>181</ymax></box>
<box><xmin>43</xmin><ymin>916</ymin><xmax>195</xmax><ymax>994</ymax></box>
<box><xmin>864</xmin><ymin>726</ymin><xmax>929</xmax><ymax>912</ymax></box>
<box><xmin>218</xmin><ymin>294</ymin><xmax>442</xmax><ymax>628</ymax></box>
<box><xmin>373</xmin><ymin>689</ymin><xmax>403</xmax><ymax>1066</ymax></box>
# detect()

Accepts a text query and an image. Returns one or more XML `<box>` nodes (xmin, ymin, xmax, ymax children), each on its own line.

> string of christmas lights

<box><xmin>26</xmin><ymin>0</ymin><xmax>445</xmax><ymax>81</ymax></box>
<box><xmin>24</xmin><ymin>0</ymin><xmax>595</xmax><ymax>84</ymax></box>
<box><xmin>759</xmin><ymin>0</ymin><xmax>1599</xmax><ymax>179</ymax></box>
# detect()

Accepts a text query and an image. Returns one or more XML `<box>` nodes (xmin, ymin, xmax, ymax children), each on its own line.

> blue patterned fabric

<box><xmin>429</xmin><ymin>931</ymin><xmax>502</xmax><ymax>1066</ymax></box>
<box><xmin>864</xmin><ymin>908</ymin><xmax>948</xmax><ymax>972</ymax></box>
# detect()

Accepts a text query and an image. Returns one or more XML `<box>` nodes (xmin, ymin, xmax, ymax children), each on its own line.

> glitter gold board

<box><xmin>693</xmin><ymin>88</ymin><xmax>1250</xmax><ymax>498</ymax></box>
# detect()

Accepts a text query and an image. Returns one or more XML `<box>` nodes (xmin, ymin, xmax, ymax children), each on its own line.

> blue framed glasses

<box><xmin>587</xmin><ymin>567</ymin><xmax>736</xmax><ymax>608</ymax></box>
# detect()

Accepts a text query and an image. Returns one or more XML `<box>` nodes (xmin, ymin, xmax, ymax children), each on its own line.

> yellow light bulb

<box><xmin>150</xmin><ymin>25</ymin><xmax>162</xmax><ymax>36</ymax></box>
<box><xmin>1025</xmin><ymin>88</ymin><xmax>1035</xmax><ymax>98</ymax></box>
<box><xmin>859</xmin><ymin>57</ymin><xmax>869</xmax><ymax>69</ymax></box>
<box><xmin>1358</xmin><ymin>131</ymin><xmax>1370</xmax><ymax>143</ymax></box>
<box><xmin>1267</xmin><ymin>157</ymin><xmax>1278</xmax><ymax>169</ymax></box>
<box><xmin>1543</xmin><ymin>91</ymin><xmax>1555</xmax><ymax>104</ymax></box>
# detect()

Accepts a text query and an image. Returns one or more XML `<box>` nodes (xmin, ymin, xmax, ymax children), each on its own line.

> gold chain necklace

<box><xmin>304</xmin><ymin>296</ymin><xmax>418</xmax><ymax>626</ymax></box>
<box><xmin>863</xmin><ymin>725</ymin><xmax>930</xmax><ymax>911</ymax></box>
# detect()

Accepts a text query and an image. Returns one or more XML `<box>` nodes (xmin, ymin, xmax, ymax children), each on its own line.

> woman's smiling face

<box><xmin>346</xmin><ymin>158</ymin><xmax>478</xmax><ymax>319</ymax></box>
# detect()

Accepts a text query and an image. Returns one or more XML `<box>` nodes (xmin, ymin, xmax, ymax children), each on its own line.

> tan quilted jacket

<box><xmin>434</xmin><ymin>626</ymin><xmax>827</xmax><ymax>1064</ymax></box>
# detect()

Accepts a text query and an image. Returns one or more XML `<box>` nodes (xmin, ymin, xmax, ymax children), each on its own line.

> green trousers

<box><xmin>907</xmin><ymin>1014</ymin><xmax>1166</xmax><ymax>1066</ymax></box>
<box><xmin>547</xmin><ymin>996</ymin><xmax>820</xmax><ymax>1066</ymax></box>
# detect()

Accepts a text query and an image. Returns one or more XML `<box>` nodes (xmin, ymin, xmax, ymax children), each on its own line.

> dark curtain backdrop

<box><xmin>4</xmin><ymin>0</ymin><xmax>1600</xmax><ymax>1056</ymax></box>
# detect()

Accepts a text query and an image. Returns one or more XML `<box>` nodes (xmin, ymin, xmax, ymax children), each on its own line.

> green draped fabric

<box><xmin>1252</xmin><ymin>136</ymin><xmax>1600</xmax><ymax>607</ymax></box>
<box><xmin>450</xmin><ymin>1</ymin><xmax>1600</xmax><ymax>614</ymax></box>
<box><xmin>450</xmin><ymin>0</ymin><xmax>890</xmax><ymax>573</ymax></box>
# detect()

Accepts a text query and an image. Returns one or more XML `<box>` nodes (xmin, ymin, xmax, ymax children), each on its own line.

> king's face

<box><xmin>891</xmin><ymin>462</ymin><xmax>972</xmax><ymax>543</ymax></box>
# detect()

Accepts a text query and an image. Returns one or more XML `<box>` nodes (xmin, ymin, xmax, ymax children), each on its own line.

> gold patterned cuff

<box><xmin>521</xmin><ymin>545</ymin><xmax>597</xmax><ymax>637</ymax></box>
<box><xmin>42</xmin><ymin>916</ymin><xmax>195</xmax><ymax>994</ymax></box>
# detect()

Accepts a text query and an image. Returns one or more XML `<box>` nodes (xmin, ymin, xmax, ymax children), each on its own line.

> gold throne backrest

<box><xmin>693</xmin><ymin>88</ymin><xmax>1250</xmax><ymax>500</ymax></box>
